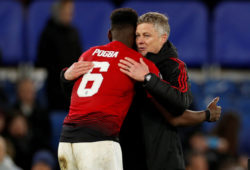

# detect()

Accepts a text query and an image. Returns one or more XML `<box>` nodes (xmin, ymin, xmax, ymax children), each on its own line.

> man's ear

<box><xmin>108</xmin><ymin>30</ymin><xmax>112</xmax><ymax>42</ymax></box>
<box><xmin>161</xmin><ymin>33</ymin><xmax>168</xmax><ymax>43</ymax></box>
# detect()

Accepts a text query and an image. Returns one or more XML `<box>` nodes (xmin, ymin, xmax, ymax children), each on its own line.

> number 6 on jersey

<box><xmin>77</xmin><ymin>61</ymin><xmax>110</xmax><ymax>97</ymax></box>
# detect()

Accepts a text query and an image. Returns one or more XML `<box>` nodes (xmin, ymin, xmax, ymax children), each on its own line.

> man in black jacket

<box><xmin>118</xmin><ymin>12</ymin><xmax>221</xmax><ymax>170</ymax></box>
<box><xmin>37</xmin><ymin>0</ymin><xmax>82</xmax><ymax>110</ymax></box>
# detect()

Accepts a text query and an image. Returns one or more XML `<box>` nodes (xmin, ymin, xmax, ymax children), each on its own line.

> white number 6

<box><xmin>77</xmin><ymin>61</ymin><xmax>110</xmax><ymax>97</ymax></box>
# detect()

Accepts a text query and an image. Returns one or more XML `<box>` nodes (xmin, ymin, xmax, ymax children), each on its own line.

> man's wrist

<box><xmin>143</xmin><ymin>73</ymin><xmax>152</xmax><ymax>85</ymax></box>
<box><xmin>64</xmin><ymin>72</ymin><xmax>72</xmax><ymax>81</ymax></box>
<box><xmin>205</xmin><ymin>109</ymin><xmax>211</xmax><ymax>122</ymax></box>
<box><xmin>61</xmin><ymin>69</ymin><xmax>74</xmax><ymax>83</ymax></box>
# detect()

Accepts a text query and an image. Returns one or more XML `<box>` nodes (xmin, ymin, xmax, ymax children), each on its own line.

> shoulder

<box><xmin>131</xmin><ymin>50</ymin><xmax>143</xmax><ymax>60</ymax></box>
<box><xmin>78</xmin><ymin>46</ymin><xmax>97</xmax><ymax>60</ymax></box>
<box><xmin>163</xmin><ymin>57</ymin><xmax>187</xmax><ymax>71</ymax></box>
<box><xmin>40</xmin><ymin>26</ymin><xmax>54</xmax><ymax>39</ymax></box>
<box><xmin>122</xmin><ymin>47</ymin><xmax>142</xmax><ymax>62</ymax></box>
<box><xmin>159</xmin><ymin>58</ymin><xmax>188</xmax><ymax>78</ymax></box>
<box><xmin>143</xmin><ymin>57</ymin><xmax>155</xmax><ymax>67</ymax></box>
<box><xmin>169</xmin><ymin>57</ymin><xmax>187</xmax><ymax>67</ymax></box>
<box><xmin>70</xmin><ymin>25</ymin><xmax>79</xmax><ymax>32</ymax></box>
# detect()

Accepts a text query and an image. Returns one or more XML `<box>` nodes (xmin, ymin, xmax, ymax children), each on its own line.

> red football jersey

<box><xmin>63</xmin><ymin>41</ymin><xmax>159</xmax><ymax>136</ymax></box>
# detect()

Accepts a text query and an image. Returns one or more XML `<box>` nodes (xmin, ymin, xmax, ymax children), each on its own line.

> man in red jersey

<box><xmin>57</xmin><ymin>8</ymin><xmax>160</xmax><ymax>170</ymax></box>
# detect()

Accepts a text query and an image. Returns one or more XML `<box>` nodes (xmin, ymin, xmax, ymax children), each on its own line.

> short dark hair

<box><xmin>110</xmin><ymin>8</ymin><xmax>138</xmax><ymax>30</ymax></box>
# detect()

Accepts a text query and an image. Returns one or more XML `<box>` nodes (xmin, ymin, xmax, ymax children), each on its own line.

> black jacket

<box><xmin>144</xmin><ymin>40</ymin><xmax>192</xmax><ymax>116</ymax></box>
<box><xmin>120</xmin><ymin>41</ymin><xmax>192</xmax><ymax>170</ymax></box>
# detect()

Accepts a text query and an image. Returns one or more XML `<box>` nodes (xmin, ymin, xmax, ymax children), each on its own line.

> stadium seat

<box><xmin>122</xmin><ymin>2</ymin><xmax>208</xmax><ymax>67</ymax></box>
<box><xmin>236</xmin><ymin>97</ymin><xmax>250</xmax><ymax>116</ymax></box>
<box><xmin>0</xmin><ymin>1</ymin><xmax>23</xmax><ymax>64</ymax></box>
<box><xmin>194</xmin><ymin>79</ymin><xmax>239</xmax><ymax>114</ymax></box>
<box><xmin>26</xmin><ymin>1</ymin><xmax>54</xmax><ymax>63</ymax></box>
<box><xmin>190</xmin><ymin>80</ymin><xmax>205</xmax><ymax>110</ymax></box>
<box><xmin>36</xmin><ymin>80</ymin><xmax>48</xmax><ymax>108</ymax></box>
<box><xmin>0</xmin><ymin>0</ymin><xmax>16</xmax><ymax>2</ymax></box>
<box><xmin>0</xmin><ymin>80</ymin><xmax>16</xmax><ymax>106</ymax></box>
<box><xmin>27</xmin><ymin>1</ymin><xmax>114</xmax><ymax>63</ymax></box>
<box><xmin>239</xmin><ymin>80</ymin><xmax>250</xmax><ymax>98</ymax></box>
<box><xmin>190</xmin><ymin>80</ymin><xmax>203</xmax><ymax>97</ymax></box>
<box><xmin>203</xmin><ymin>79</ymin><xmax>238</xmax><ymax>98</ymax></box>
<box><xmin>238</xmin><ymin>114</ymin><xmax>250</xmax><ymax>156</ymax></box>
<box><xmin>72</xmin><ymin>2</ymin><xmax>114</xmax><ymax>51</ymax></box>
<box><xmin>213</xmin><ymin>2</ymin><xmax>250</xmax><ymax>67</ymax></box>
<box><xmin>31</xmin><ymin>0</ymin><xmax>55</xmax><ymax>1</ymax></box>
<box><xmin>50</xmin><ymin>110</ymin><xmax>68</xmax><ymax>152</ymax></box>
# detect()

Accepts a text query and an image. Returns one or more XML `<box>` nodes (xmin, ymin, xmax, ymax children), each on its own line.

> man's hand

<box><xmin>207</xmin><ymin>97</ymin><xmax>221</xmax><ymax>122</ymax></box>
<box><xmin>64</xmin><ymin>61</ymin><xmax>93</xmax><ymax>81</ymax></box>
<box><xmin>118</xmin><ymin>57</ymin><xmax>149</xmax><ymax>82</ymax></box>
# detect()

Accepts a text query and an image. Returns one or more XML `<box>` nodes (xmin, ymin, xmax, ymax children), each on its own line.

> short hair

<box><xmin>138</xmin><ymin>12</ymin><xmax>170</xmax><ymax>38</ymax></box>
<box><xmin>110</xmin><ymin>8</ymin><xmax>138</xmax><ymax>30</ymax></box>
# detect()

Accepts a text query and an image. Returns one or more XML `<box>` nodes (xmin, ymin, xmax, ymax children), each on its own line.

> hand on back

<box><xmin>65</xmin><ymin>61</ymin><xmax>93</xmax><ymax>81</ymax></box>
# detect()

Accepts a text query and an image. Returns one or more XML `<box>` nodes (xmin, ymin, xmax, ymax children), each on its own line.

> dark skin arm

<box><xmin>151</xmin><ymin>97</ymin><xmax>221</xmax><ymax>126</ymax></box>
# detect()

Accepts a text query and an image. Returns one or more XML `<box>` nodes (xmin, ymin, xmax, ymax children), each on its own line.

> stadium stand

<box><xmin>239</xmin><ymin>113</ymin><xmax>250</xmax><ymax>156</ymax></box>
<box><xmin>239</xmin><ymin>80</ymin><xmax>250</xmax><ymax>98</ymax></box>
<box><xmin>122</xmin><ymin>1</ymin><xmax>208</xmax><ymax>67</ymax></box>
<box><xmin>203</xmin><ymin>79</ymin><xmax>238</xmax><ymax>98</ymax></box>
<box><xmin>26</xmin><ymin>1</ymin><xmax>114</xmax><ymax>63</ymax></box>
<box><xmin>72</xmin><ymin>1</ymin><xmax>114</xmax><ymax>51</ymax></box>
<box><xmin>0</xmin><ymin>1</ymin><xmax>23</xmax><ymax>64</ymax></box>
<box><xmin>213</xmin><ymin>2</ymin><xmax>250</xmax><ymax>68</ymax></box>
<box><xmin>50</xmin><ymin>110</ymin><xmax>68</xmax><ymax>152</ymax></box>
<box><xmin>26</xmin><ymin>1</ymin><xmax>54</xmax><ymax>63</ymax></box>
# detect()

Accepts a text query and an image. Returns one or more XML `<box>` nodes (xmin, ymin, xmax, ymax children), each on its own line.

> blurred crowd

<box><xmin>180</xmin><ymin>111</ymin><xmax>249</xmax><ymax>170</ymax></box>
<box><xmin>0</xmin><ymin>77</ymin><xmax>56</xmax><ymax>170</ymax></box>
<box><xmin>0</xmin><ymin>0</ymin><xmax>78</xmax><ymax>169</ymax></box>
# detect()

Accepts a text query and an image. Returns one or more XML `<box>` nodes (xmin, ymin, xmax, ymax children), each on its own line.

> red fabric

<box><xmin>64</xmin><ymin>41</ymin><xmax>159</xmax><ymax>136</ymax></box>
<box><xmin>169</xmin><ymin>58</ymin><xmax>188</xmax><ymax>93</ymax></box>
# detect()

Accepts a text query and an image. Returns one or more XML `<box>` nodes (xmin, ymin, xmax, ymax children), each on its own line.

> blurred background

<box><xmin>0</xmin><ymin>0</ymin><xmax>249</xmax><ymax>169</ymax></box>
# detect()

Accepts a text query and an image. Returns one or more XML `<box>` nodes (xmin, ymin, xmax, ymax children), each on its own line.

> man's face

<box><xmin>136</xmin><ymin>23</ymin><xmax>166</xmax><ymax>56</ymax></box>
<box><xmin>32</xmin><ymin>162</ymin><xmax>52</xmax><ymax>170</ymax></box>
<box><xmin>59</xmin><ymin>2</ymin><xmax>74</xmax><ymax>25</ymax></box>
<box><xmin>18</xmin><ymin>79</ymin><xmax>35</xmax><ymax>104</ymax></box>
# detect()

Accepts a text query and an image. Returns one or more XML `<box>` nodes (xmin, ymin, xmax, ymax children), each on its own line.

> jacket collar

<box><xmin>145</xmin><ymin>40</ymin><xmax>178</xmax><ymax>64</ymax></box>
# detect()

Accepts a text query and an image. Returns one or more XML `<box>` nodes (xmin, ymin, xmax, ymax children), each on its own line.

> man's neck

<box><xmin>112</xmin><ymin>39</ymin><xmax>132</xmax><ymax>48</ymax></box>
